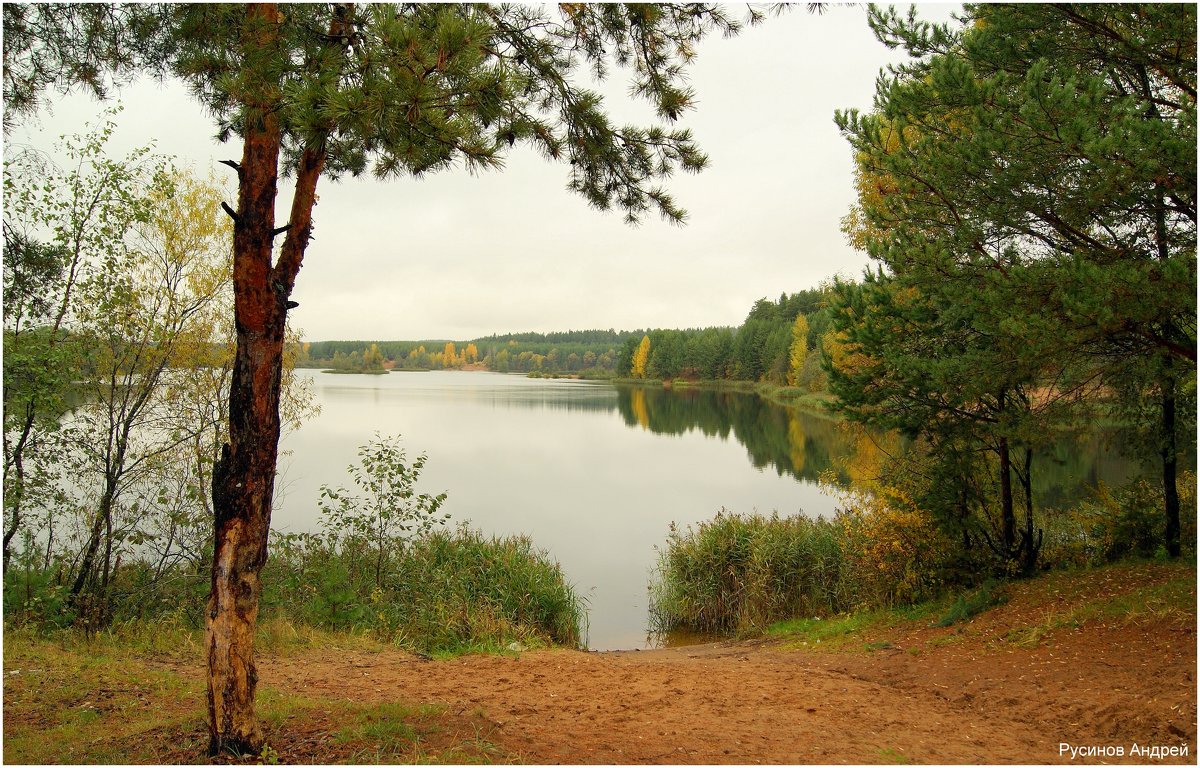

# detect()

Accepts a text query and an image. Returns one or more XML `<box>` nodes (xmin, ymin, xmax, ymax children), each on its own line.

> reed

<box><xmin>260</xmin><ymin>524</ymin><xmax>586</xmax><ymax>656</ymax></box>
<box><xmin>648</xmin><ymin>510</ymin><xmax>845</xmax><ymax>635</ymax></box>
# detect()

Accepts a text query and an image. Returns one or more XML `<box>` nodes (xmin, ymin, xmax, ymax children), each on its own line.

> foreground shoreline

<box><xmin>4</xmin><ymin>561</ymin><xmax>1195</xmax><ymax>764</ymax></box>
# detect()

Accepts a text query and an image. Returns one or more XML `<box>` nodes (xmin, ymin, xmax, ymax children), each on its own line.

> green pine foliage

<box><xmin>829</xmin><ymin>2</ymin><xmax>1196</xmax><ymax>567</ymax></box>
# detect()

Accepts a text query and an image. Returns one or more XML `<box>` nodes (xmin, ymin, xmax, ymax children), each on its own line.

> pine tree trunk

<box><xmin>1140</xmin><ymin>60</ymin><xmax>1185</xmax><ymax>558</ymax></box>
<box><xmin>205</xmin><ymin>4</ymin><xmax>284</xmax><ymax>754</ymax></box>
<box><xmin>994</xmin><ymin>387</ymin><xmax>1017</xmax><ymax>565</ymax></box>
<box><xmin>1020</xmin><ymin>446</ymin><xmax>1040</xmax><ymax>574</ymax></box>
<box><xmin>205</xmin><ymin>5</ymin><xmax>333</xmax><ymax>754</ymax></box>
<box><xmin>997</xmin><ymin>435</ymin><xmax>1016</xmax><ymax>563</ymax></box>
<box><xmin>1161</xmin><ymin>366</ymin><xmax>1181</xmax><ymax>558</ymax></box>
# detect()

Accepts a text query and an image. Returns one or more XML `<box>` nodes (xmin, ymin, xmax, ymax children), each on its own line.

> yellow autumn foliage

<box><xmin>833</xmin><ymin>485</ymin><xmax>953</xmax><ymax>607</ymax></box>
<box><xmin>631</xmin><ymin>335</ymin><xmax>651</xmax><ymax>379</ymax></box>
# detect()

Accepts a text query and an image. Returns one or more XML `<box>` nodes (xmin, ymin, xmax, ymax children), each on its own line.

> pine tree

<box><xmin>834</xmin><ymin>3</ymin><xmax>1196</xmax><ymax>561</ymax></box>
<box><xmin>3</xmin><ymin>4</ymin><xmax>777</xmax><ymax>752</ymax></box>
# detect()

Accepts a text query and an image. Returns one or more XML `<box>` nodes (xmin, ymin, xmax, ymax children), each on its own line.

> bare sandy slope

<box><xmin>254</xmin><ymin>564</ymin><xmax>1196</xmax><ymax>764</ymax></box>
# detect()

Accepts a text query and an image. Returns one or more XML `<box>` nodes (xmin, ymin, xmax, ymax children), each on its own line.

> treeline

<box><xmin>298</xmin><ymin>330</ymin><xmax>627</xmax><ymax>376</ymax></box>
<box><xmin>615</xmin><ymin>288</ymin><xmax>831</xmax><ymax>388</ymax></box>
<box><xmin>300</xmin><ymin>340</ymin><xmax>481</xmax><ymax>373</ymax></box>
<box><xmin>298</xmin><ymin>292</ymin><xmax>840</xmax><ymax>387</ymax></box>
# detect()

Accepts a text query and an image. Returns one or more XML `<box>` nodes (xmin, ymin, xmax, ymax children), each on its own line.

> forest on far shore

<box><xmin>296</xmin><ymin>285</ymin><xmax>832</xmax><ymax>391</ymax></box>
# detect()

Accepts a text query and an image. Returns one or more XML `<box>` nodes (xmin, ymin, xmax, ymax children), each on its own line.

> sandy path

<box><xmin>244</xmin><ymin>564</ymin><xmax>1198</xmax><ymax>764</ymax></box>
<box><xmin>260</xmin><ymin>632</ymin><xmax>1170</xmax><ymax>764</ymax></box>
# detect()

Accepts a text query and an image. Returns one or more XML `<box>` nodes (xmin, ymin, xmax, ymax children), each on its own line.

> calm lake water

<box><xmin>274</xmin><ymin>370</ymin><xmax>1143</xmax><ymax>651</ymax></box>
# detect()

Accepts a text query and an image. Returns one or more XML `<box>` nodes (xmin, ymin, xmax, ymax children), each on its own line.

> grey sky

<box><xmin>7</xmin><ymin>4</ymin><xmax>963</xmax><ymax>342</ymax></box>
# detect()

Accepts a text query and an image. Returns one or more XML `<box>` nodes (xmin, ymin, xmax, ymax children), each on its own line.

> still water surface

<box><xmin>275</xmin><ymin>370</ymin><xmax>1140</xmax><ymax>650</ymax></box>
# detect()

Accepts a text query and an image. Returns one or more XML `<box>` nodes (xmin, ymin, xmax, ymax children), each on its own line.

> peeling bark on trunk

<box><xmin>205</xmin><ymin>3</ymin><xmax>285</xmax><ymax>755</ymax></box>
<box><xmin>205</xmin><ymin>5</ymin><xmax>336</xmax><ymax>756</ymax></box>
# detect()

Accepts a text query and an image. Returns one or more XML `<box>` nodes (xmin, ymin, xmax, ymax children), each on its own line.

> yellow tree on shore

<box><xmin>443</xmin><ymin>342</ymin><xmax>459</xmax><ymax>368</ymax></box>
<box><xmin>787</xmin><ymin>315</ymin><xmax>809</xmax><ymax>387</ymax></box>
<box><xmin>631</xmin><ymin>335</ymin><xmax>651</xmax><ymax>379</ymax></box>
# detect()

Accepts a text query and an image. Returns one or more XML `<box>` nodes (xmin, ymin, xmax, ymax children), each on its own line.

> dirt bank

<box><xmin>251</xmin><ymin>563</ymin><xmax>1195</xmax><ymax>764</ymax></box>
<box><xmin>6</xmin><ymin>563</ymin><xmax>1193</xmax><ymax>764</ymax></box>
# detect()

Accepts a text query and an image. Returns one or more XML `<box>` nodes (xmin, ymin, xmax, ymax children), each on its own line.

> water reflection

<box><xmin>613</xmin><ymin>383</ymin><xmax>1152</xmax><ymax>510</ymax></box>
<box><xmin>615</xmin><ymin>385</ymin><xmax>857</xmax><ymax>485</ymax></box>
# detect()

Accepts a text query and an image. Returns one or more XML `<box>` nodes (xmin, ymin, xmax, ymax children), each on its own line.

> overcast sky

<box><xmin>7</xmin><ymin>4</ymin><xmax>963</xmax><ymax>342</ymax></box>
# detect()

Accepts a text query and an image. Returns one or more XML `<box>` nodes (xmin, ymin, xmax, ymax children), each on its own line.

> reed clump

<box><xmin>650</xmin><ymin>472</ymin><xmax>1197</xmax><ymax>638</ymax></box>
<box><xmin>262</xmin><ymin>524</ymin><xmax>586</xmax><ymax>656</ymax></box>
<box><xmin>648</xmin><ymin>510</ymin><xmax>846</xmax><ymax>636</ymax></box>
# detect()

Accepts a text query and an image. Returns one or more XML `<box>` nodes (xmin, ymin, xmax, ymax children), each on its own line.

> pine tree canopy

<box><xmin>828</xmin><ymin>2</ymin><xmax>1196</xmax><ymax>567</ymax></box>
<box><xmin>4</xmin><ymin>3</ymin><xmax>760</xmax><ymax>223</ymax></box>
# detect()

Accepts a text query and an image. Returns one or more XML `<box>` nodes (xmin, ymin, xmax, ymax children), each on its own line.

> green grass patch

<box><xmin>334</xmin><ymin>701</ymin><xmax>427</xmax><ymax>751</ymax></box>
<box><xmin>1072</xmin><ymin>569</ymin><xmax>1194</xmax><ymax>623</ymax></box>
<box><xmin>320</xmin><ymin>699</ymin><xmax>505</xmax><ymax>764</ymax></box>
<box><xmin>767</xmin><ymin>611</ymin><xmax>890</xmax><ymax>652</ymax></box>
<box><xmin>766</xmin><ymin>599</ymin><xmax>947</xmax><ymax>652</ymax></box>
<box><xmin>877</xmin><ymin>746</ymin><xmax>914</xmax><ymax>764</ymax></box>
<box><xmin>935</xmin><ymin>579</ymin><xmax>1008</xmax><ymax>627</ymax></box>
<box><xmin>1000</xmin><ymin>563</ymin><xmax>1196</xmax><ymax>648</ymax></box>
<box><xmin>3</xmin><ymin>627</ymin><xmax>207</xmax><ymax>764</ymax></box>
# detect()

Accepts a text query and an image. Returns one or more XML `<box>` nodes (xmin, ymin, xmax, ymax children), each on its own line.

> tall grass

<box><xmin>388</xmin><ymin>527</ymin><xmax>587</xmax><ymax>653</ymax></box>
<box><xmin>7</xmin><ymin>525</ymin><xmax>587</xmax><ymax>658</ymax></box>
<box><xmin>261</xmin><ymin>524</ymin><xmax>587</xmax><ymax>655</ymax></box>
<box><xmin>648</xmin><ymin>510</ymin><xmax>845</xmax><ymax>635</ymax></box>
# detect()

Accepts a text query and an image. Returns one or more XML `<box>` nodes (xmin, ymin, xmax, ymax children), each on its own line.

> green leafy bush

<box><xmin>318</xmin><ymin>433</ymin><xmax>449</xmax><ymax>589</ymax></box>
<box><xmin>1041</xmin><ymin>471</ymin><xmax>1197</xmax><ymax>568</ymax></box>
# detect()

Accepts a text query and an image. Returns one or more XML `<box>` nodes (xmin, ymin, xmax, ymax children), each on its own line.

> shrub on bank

<box><xmin>1040</xmin><ymin>471</ymin><xmax>1197</xmax><ymax>568</ymax></box>
<box><xmin>650</xmin><ymin>473</ymin><xmax>1195</xmax><ymax>637</ymax></box>
<box><xmin>834</xmin><ymin>487</ymin><xmax>954</xmax><ymax>608</ymax></box>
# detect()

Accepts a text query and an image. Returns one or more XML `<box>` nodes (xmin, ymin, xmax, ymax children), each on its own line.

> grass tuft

<box><xmin>935</xmin><ymin>579</ymin><xmax>1008</xmax><ymax>627</ymax></box>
